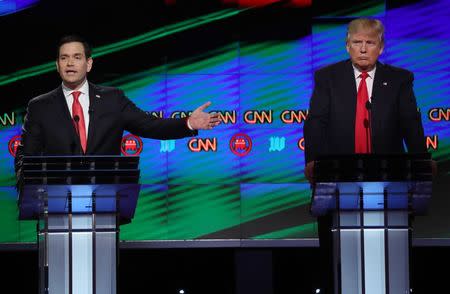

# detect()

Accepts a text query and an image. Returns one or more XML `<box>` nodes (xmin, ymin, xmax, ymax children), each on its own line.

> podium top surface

<box><xmin>22</xmin><ymin>155</ymin><xmax>139</xmax><ymax>168</ymax></box>
<box><xmin>17</xmin><ymin>155</ymin><xmax>141</xmax><ymax>220</ymax></box>
<box><xmin>19</xmin><ymin>155</ymin><xmax>140</xmax><ymax>185</ymax></box>
<box><xmin>310</xmin><ymin>154</ymin><xmax>433</xmax><ymax>216</ymax></box>
<box><xmin>314</xmin><ymin>153</ymin><xmax>432</xmax><ymax>182</ymax></box>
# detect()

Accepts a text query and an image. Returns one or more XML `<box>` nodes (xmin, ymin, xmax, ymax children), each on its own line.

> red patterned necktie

<box><xmin>354</xmin><ymin>72</ymin><xmax>371</xmax><ymax>153</ymax></box>
<box><xmin>71</xmin><ymin>91</ymin><xmax>87</xmax><ymax>153</ymax></box>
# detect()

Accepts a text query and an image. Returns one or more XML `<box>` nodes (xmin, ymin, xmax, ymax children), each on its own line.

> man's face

<box><xmin>56</xmin><ymin>41</ymin><xmax>93</xmax><ymax>89</ymax></box>
<box><xmin>346</xmin><ymin>30</ymin><xmax>384</xmax><ymax>72</ymax></box>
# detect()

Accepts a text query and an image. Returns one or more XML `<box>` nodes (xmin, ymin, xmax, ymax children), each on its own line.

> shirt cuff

<box><xmin>186</xmin><ymin>117</ymin><xmax>194</xmax><ymax>130</ymax></box>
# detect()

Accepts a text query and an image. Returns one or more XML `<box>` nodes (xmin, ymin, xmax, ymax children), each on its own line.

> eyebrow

<box><xmin>351</xmin><ymin>39</ymin><xmax>378</xmax><ymax>43</ymax></box>
<box><xmin>59</xmin><ymin>53</ymin><xmax>84</xmax><ymax>57</ymax></box>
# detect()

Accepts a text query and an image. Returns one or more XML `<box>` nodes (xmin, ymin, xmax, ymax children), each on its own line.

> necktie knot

<box><xmin>360</xmin><ymin>72</ymin><xmax>368</xmax><ymax>80</ymax></box>
<box><xmin>72</xmin><ymin>91</ymin><xmax>81</xmax><ymax>101</ymax></box>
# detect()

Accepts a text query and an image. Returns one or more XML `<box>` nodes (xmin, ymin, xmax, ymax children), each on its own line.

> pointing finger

<box><xmin>196</xmin><ymin>101</ymin><xmax>212</xmax><ymax>112</ymax></box>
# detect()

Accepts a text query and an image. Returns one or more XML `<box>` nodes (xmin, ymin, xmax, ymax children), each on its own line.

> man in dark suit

<box><xmin>303</xmin><ymin>18</ymin><xmax>427</xmax><ymax>293</ymax></box>
<box><xmin>15</xmin><ymin>35</ymin><xmax>220</xmax><ymax>171</ymax></box>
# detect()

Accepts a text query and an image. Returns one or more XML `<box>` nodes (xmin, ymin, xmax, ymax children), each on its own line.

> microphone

<box><xmin>73</xmin><ymin>115</ymin><xmax>83</xmax><ymax>157</ymax></box>
<box><xmin>365</xmin><ymin>97</ymin><xmax>374</xmax><ymax>152</ymax></box>
<box><xmin>363</xmin><ymin>119</ymin><xmax>370</xmax><ymax>128</ymax></box>
<box><xmin>73</xmin><ymin>115</ymin><xmax>80</xmax><ymax>136</ymax></box>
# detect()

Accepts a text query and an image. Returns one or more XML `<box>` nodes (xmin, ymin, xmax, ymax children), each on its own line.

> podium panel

<box><xmin>18</xmin><ymin>156</ymin><xmax>141</xmax><ymax>294</ymax></box>
<box><xmin>311</xmin><ymin>154</ymin><xmax>432</xmax><ymax>294</ymax></box>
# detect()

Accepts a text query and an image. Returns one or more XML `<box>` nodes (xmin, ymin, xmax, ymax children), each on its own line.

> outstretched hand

<box><xmin>188</xmin><ymin>101</ymin><xmax>221</xmax><ymax>130</ymax></box>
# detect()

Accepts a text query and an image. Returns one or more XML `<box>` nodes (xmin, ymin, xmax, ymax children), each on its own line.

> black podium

<box><xmin>310</xmin><ymin>154</ymin><xmax>432</xmax><ymax>294</ymax></box>
<box><xmin>18</xmin><ymin>156</ymin><xmax>141</xmax><ymax>294</ymax></box>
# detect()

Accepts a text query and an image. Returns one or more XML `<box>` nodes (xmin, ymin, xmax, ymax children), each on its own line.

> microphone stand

<box><xmin>365</xmin><ymin>99</ymin><xmax>373</xmax><ymax>153</ymax></box>
<box><xmin>73</xmin><ymin>115</ymin><xmax>84</xmax><ymax>161</ymax></box>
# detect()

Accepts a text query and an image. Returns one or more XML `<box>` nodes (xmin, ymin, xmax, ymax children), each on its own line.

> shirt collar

<box><xmin>352</xmin><ymin>65</ymin><xmax>376</xmax><ymax>80</ymax></box>
<box><xmin>62</xmin><ymin>79</ymin><xmax>89</xmax><ymax>97</ymax></box>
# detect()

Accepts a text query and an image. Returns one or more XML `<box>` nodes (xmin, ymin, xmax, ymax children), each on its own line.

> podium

<box><xmin>310</xmin><ymin>154</ymin><xmax>432</xmax><ymax>294</ymax></box>
<box><xmin>17</xmin><ymin>156</ymin><xmax>141</xmax><ymax>294</ymax></box>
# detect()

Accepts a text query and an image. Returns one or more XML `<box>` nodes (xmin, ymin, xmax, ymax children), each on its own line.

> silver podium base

<box><xmin>333</xmin><ymin>210</ymin><xmax>410</xmax><ymax>294</ymax></box>
<box><xmin>38</xmin><ymin>214</ymin><xmax>118</xmax><ymax>294</ymax></box>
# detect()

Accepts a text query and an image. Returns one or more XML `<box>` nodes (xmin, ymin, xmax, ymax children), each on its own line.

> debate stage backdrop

<box><xmin>1</xmin><ymin>0</ymin><xmax>449</xmax><ymax>246</ymax></box>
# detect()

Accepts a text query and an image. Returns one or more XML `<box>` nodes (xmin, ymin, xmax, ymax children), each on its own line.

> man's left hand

<box><xmin>188</xmin><ymin>101</ymin><xmax>221</xmax><ymax>130</ymax></box>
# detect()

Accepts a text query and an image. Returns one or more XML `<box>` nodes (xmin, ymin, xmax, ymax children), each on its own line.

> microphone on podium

<box><xmin>365</xmin><ymin>97</ymin><xmax>374</xmax><ymax>152</ymax></box>
<box><xmin>73</xmin><ymin>115</ymin><xmax>83</xmax><ymax>156</ymax></box>
<box><xmin>73</xmin><ymin>115</ymin><xmax>81</xmax><ymax>138</ymax></box>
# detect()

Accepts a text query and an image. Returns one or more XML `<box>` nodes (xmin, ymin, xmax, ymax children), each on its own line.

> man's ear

<box><xmin>55</xmin><ymin>60</ymin><xmax>60</xmax><ymax>73</ymax></box>
<box><xmin>87</xmin><ymin>57</ymin><xmax>93</xmax><ymax>73</ymax></box>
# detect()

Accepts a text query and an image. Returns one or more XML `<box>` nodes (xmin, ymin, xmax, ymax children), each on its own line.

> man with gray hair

<box><xmin>304</xmin><ymin>18</ymin><xmax>427</xmax><ymax>293</ymax></box>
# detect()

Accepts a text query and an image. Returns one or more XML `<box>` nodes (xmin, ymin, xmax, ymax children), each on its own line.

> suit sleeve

<box><xmin>304</xmin><ymin>70</ymin><xmax>331</xmax><ymax>163</ymax></box>
<box><xmin>118</xmin><ymin>89</ymin><xmax>198</xmax><ymax>139</ymax></box>
<box><xmin>15</xmin><ymin>100</ymin><xmax>44</xmax><ymax>176</ymax></box>
<box><xmin>398</xmin><ymin>72</ymin><xmax>427</xmax><ymax>153</ymax></box>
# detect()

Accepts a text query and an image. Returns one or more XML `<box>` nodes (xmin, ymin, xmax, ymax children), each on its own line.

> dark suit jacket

<box><xmin>304</xmin><ymin>60</ymin><xmax>426</xmax><ymax>163</ymax></box>
<box><xmin>15</xmin><ymin>82</ymin><xmax>196</xmax><ymax>169</ymax></box>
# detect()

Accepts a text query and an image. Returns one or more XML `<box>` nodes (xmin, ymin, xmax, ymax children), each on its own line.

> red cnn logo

<box><xmin>188</xmin><ymin>138</ymin><xmax>217</xmax><ymax>152</ymax></box>
<box><xmin>297</xmin><ymin>138</ymin><xmax>305</xmax><ymax>151</ymax></box>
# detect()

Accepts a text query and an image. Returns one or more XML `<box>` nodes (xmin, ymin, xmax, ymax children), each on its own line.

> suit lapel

<box><xmin>372</xmin><ymin>61</ymin><xmax>385</xmax><ymax>103</ymax></box>
<box><xmin>333</xmin><ymin>60</ymin><xmax>358</xmax><ymax>150</ymax></box>
<box><xmin>342</xmin><ymin>60</ymin><xmax>357</xmax><ymax>111</ymax></box>
<box><xmin>340</xmin><ymin>60</ymin><xmax>357</xmax><ymax>138</ymax></box>
<box><xmin>53</xmin><ymin>86</ymin><xmax>80</xmax><ymax>144</ymax></box>
<box><xmin>370</xmin><ymin>62</ymin><xmax>387</xmax><ymax>151</ymax></box>
<box><xmin>86</xmin><ymin>83</ymin><xmax>101</xmax><ymax>153</ymax></box>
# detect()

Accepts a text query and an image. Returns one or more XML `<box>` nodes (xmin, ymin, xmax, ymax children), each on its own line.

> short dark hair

<box><xmin>56</xmin><ymin>35</ymin><xmax>92</xmax><ymax>59</ymax></box>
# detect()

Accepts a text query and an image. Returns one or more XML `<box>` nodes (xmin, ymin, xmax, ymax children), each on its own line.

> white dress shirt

<box><xmin>62</xmin><ymin>80</ymin><xmax>90</xmax><ymax>136</ymax></box>
<box><xmin>353</xmin><ymin>66</ymin><xmax>376</xmax><ymax>102</ymax></box>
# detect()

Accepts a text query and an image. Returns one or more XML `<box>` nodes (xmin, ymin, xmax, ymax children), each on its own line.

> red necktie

<box><xmin>354</xmin><ymin>72</ymin><xmax>371</xmax><ymax>153</ymax></box>
<box><xmin>72</xmin><ymin>91</ymin><xmax>87</xmax><ymax>153</ymax></box>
